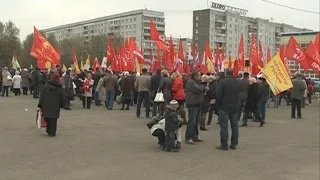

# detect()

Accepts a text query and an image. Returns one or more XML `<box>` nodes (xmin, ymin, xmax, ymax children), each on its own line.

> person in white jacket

<box><xmin>12</xmin><ymin>71</ymin><xmax>22</xmax><ymax>96</ymax></box>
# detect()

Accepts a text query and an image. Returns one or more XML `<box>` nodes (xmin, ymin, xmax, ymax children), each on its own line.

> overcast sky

<box><xmin>1</xmin><ymin>0</ymin><xmax>319</xmax><ymax>41</ymax></box>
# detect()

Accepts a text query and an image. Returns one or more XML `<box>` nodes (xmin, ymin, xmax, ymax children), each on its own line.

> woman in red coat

<box><xmin>171</xmin><ymin>71</ymin><xmax>186</xmax><ymax>123</ymax></box>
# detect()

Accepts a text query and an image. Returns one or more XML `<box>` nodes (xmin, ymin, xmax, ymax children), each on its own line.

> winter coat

<box><xmin>82</xmin><ymin>78</ymin><xmax>94</xmax><ymax>97</ymax></box>
<box><xmin>185</xmin><ymin>78</ymin><xmax>204</xmax><ymax>107</ymax></box>
<box><xmin>150</xmin><ymin>74</ymin><xmax>161</xmax><ymax>98</ymax></box>
<box><xmin>158</xmin><ymin>75</ymin><xmax>172</xmax><ymax>104</ymax></box>
<box><xmin>0</xmin><ymin>70</ymin><xmax>2</xmax><ymax>84</ymax></box>
<box><xmin>2</xmin><ymin>70</ymin><xmax>12</xmax><ymax>87</ymax></box>
<box><xmin>92</xmin><ymin>72</ymin><xmax>101</xmax><ymax>87</ymax></box>
<box><xmin>257</xmin><ymin>82</ymin><xmax>270</xmax><ymax>104</ymax></box>
<box><xmin>120</xmin><ymin>77</ymin><xmax>132</xmax><ymax>100</ymax></box>
<box><xmin>245</xmin><ymin>83</ymin><xmax>259</xmax><ymax>112</ymax></box>
<box><xmin>96</xmin><ymin>78</ymin><xmax>106</xmax><ymax>102</ymax></box>
<box><xmin>172</xmin><ymin>78</ymin><xmax>185</xmax><ymax>101</ymax></box>
<box><xmin>21</xmin><ymin>72</ymin><xmax>30</xmax><ymax>88</ymax></box>
<box><xmin>238</xmin><ymin>78</ymin><xmax>250</xmax><ymax>101</ymax></box>
<box><xmin>12</xmin><ymin>75</ymin><xmax>22</xmax><ymax>89</ymax></box>
<box><xmin>103</xmin><ymin>74</ymin><xmax>118</xmax><ymax>91</ymax></box>
<box><xmin>216</xmin><ymin>75</ymin><xmax>241</xmax><ymax>113</ymax></box>
<box><xmin>38</xmin><ymin>80</ymin><xmax>65</xmax><ymax>119</ymax></box>
<box><xmin>150</xmin><ymin>119</ymin><xmax>182</xmax><ymax>143</ymax></box>
<box><xmin>164</xmin><ymin>108</ymin><xmax>180</xmax><ymax>133</ymax></box>
<box><xmin>31</xmin><ymin>70</ymin><xmax>40</xmax><ymax>86</ymax></box>
<box><xmin>291</xmin><ymin>77</ymin><xmax>306</xmax><ymax>100</ymax></box>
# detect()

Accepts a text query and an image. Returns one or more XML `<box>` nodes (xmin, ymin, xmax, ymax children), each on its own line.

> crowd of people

<box><xmin>0</xmin><ymin>65</ymin><xmax>317</xmax><ymax>151</ymax></box>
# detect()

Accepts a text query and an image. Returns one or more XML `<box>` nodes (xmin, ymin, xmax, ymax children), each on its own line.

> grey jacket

<box><xmin>291</xmin><ymin>77</ymin><xmax>306</xmax><ymax>100</ymax></box>
<box><xmin>185</xmin><ymin>78</ymin><xmax>204</xmax><ymax>107</ymax></box>
<box><xmin>238</xmin><ymin>78</ymin><xmax>250</xmax><ymax>101</ymax></box>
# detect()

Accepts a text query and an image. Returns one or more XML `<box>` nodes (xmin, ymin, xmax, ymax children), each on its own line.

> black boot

<box><xmin>259</xmin><ymin>121</ymin><xmax>265</xmax><ymax>127</ymax></box>
<box><xmin>120</xmin><ymin>104</ymin><xmax>124</xmax><ymax>110</ymax></box>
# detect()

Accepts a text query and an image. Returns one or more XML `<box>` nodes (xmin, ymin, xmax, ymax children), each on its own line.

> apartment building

<box><xmin>193</xmin><ymin>2</ymin><xmax>311</xmax><ymax>63</ymax></box>
<box><xmin>41</xmin><ymin>9</ymin><xmax>165</xmax><ymax>64</ymax></box>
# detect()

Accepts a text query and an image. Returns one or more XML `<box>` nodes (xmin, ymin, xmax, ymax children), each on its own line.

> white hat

<box><xmin>169</xmin><ymin>100</ymin><xmax>179</xmax><ymax>109</ymax></box>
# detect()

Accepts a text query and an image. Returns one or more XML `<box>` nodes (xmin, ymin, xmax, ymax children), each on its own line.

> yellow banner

<box><xmin>261</xmin><ymin>53</ymin><xmax>293</xmax><ymax>95</ymax></box>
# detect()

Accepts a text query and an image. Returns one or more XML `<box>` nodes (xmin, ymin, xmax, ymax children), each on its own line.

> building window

<box><xmin>196</xmin><ymin>16</ymin><xmax>199</xmax><ymax>21</ymax></box>
<box><xmin>196</xmin><ymin>23</ymin><xmax>198</xmax><ymax>27</ymax></box>
<box><xmin>195</xmin><ymin>36</ymin><xmax>198</xmax><ymax>40</ymax></box>
<box><xmin>196</xmin><ymin>29</ymin><xmax>198</xmax><ymax>34</ymax></box>
<box><xmin>133</xmin><ymin>24</ymin><xmax>136</xmax><ymax>28</ymax></box>
<box><xmin>229</xmin><ymin>24</ymin><xmax>232</xmax><ymax>28</ymax></box>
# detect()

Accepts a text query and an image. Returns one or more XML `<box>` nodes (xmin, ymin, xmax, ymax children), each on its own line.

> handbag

<box><xmin>210</xmin><ymin>99</ymin><xmax>216</xmax><ymax>104</ymax></box>
<box><xmin>154</xmin><ymin>92</ymin><xmax>164</xmax><ymax>102</ymax></box>
<box><xmin>36</xmin><ymin>109</ymin><xmax>47</xmax><ymax>129</ymax></box>
<box><xmin>116</xmin><ymin>93</ymin><xmax>122</xmax><ymax>104</ymax></box>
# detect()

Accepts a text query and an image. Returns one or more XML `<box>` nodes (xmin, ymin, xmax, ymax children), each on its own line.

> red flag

<box><xmin>72</xmin><ymin>48</ymin><xmax>77</xmax><ymax>63</ymax></box>
<box><xmin>238</xmin><ymin>33</ymin><xmax>245</xmax><ymax>70</ymax></box>
<box><xmin>285</xmin><ymin>36</ymin><xmax>309</xmax><ymax>71</ymax></box>
<box><xmin>117</xmin><ymin>47</ymin><xmax>123</xmax><ymax>72</ymax></box>
<box><xmin>107</xmin><ymin>36</ymin><xmax>115</xmax><ymax>60</ymax></box>
<box><xmin>92</xmin><ymin>57</ymin><xmax>101</xmax><ymax>72</ymax></box>
<box><xmin>258</xmin><ymin>40</ymin><xmax>264</xmax><ymax>68</ymax></box>
<box><xmin>305</xmin><ymin>41</ymin><xmax>320</xmax><ymax>75</ymax></box>
<box><xmin>30</xmin><ymin>27</ymin><xmax>60</xmax><ymax>65</ymax></box>
<box><xmin>37</xmin><ymin>57</ymin><xmax>46</xmax><ymax>69</ymax></box>
<box><xmin>233</xmin><ymin>58</ymin><xmax>239</xmax><ymax>76</ymax></box>
<box><xmin>249</xmin><ymin>33</ymin><xmax>258</xmax><ymax>66</ymax></box>
<box><xmin>154</xmin><ymin>49</ymin><xmax>162</xmax><ymax>72</ymax></box>
<box><xmin>251</xmin><ymin>64</ymin><xmax>260</xmax><ymax>77</ymax></box>
<box><xmin>149</xmin><ymin>45</ymin><xmax>154</xmax><ymax>72</ymax></box>
<box><xmin>314</xmin><ymin>32</ymin><xmax>320</xmax><ymax>53</ymax></box>
<box><xmin>267</xmin><ymin>46</ymin><xmax>271</xmax><ymax>63</ymax></box>
<box><xmin>150</xmin><ymin>20</ymin><xmax>168</xmax><ymax>51</ymax></box>
<box><xmin>220</xmin><ymin>45</ymin><xmax>225</xmax><ymax>64</ymax></box>
<box><xmin>167</xmin><ymin>36</ymin><xmax>175</xmax><ymax>72</ymax></box>
<box><xmin>228</xmin><ymin>51</ymin><xmax>232</xmax><ymax>68</ymax></box>
<box><xmin>177</xmin><ymin>38</ymin><xmax>185</xmax><ymax>73</ymax></box>
<box><xmin>129</xmin><ymin>38</ymin><xmax>144</xmax><ymax>64</ymax></box>
<box><xmin>279</xmin><ymin>45</ymin><xmax>290</xmax><ymax>74</ymax></box>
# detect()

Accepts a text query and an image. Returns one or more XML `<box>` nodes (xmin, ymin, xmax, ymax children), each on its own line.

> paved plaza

<box><xmin>0</xmin><ymin>95</ymin><xmax>319</xmax><ymax>180</ymax></box>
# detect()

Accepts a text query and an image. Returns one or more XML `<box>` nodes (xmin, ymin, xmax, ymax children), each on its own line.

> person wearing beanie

<box><xmin>38</xmin><ymin>73</ymin><xmax>65</xmax><ymax>137</ymax></box>
<box><xmin>12</xmin><ymin>71</ymin><xmax>22</xmax><ymax>96</ymax></box>
<box><xmin>164</xmin><ymin>100</ymin><xmax>182</xmax><ymax>152</ymax></box>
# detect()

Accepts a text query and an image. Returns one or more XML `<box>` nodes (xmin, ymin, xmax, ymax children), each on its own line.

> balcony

<box><xmin>215</xmin><ymin>33</ymin><xmax>226</xmax><ymax>37</ymax></box>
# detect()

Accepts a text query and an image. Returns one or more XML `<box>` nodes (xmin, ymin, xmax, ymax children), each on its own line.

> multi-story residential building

<box><xmin>280</xmin><ymin>31</ymin><xmax>319</xmax><ymax>78</ymax></box>
<box><xmin>41</xmin><ymin>9</ymin><xmax>165</xmax><ymax>65</ymax></box>
<box><xmin>193</xmin><ymin>2</ymin><xmax>311</xmax><ymax>63</ymax></box>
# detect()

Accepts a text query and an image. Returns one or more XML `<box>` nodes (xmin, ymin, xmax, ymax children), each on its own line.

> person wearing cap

<box><xmin>2</xmin><ymin>67</ymin><xmax>12</xmax><ymax>97</ymax></box>
<box><xmin>62</xmin><ymin>69</ymin><xmax>74</xmax><ymax>110</ymax></box>
<box><xmin>215</xmin><ymin>68</ymin><xmax>241</xmax><ymax>150</ymax></box>
<box><xmin>39</xmin><ymin>68</ymin><xmax>48</xmax><ymax>98</ymax></box>
<box><xmin>120</xmin><ymin>71</ymin><xmax>133</xmax><ymax>110</ymax></box>
<box><xmin>164</xmin><ymin>100</ymin><xmax>182</xmax><ymax>152</ymax></box>
<box><xmin>21</xmin><ymin>68</ymin><xmax>30</xmax><ymax>95</ymax></box>
<box><xmin>103</xmin><ymin>70</ymin><xmax>118</xmax><ymax>110</ymax></box>
<box><xmin>291</xmin><ymin>73</ymin><xmax>306</xmax><ymax>119</ymax></box>
<box><xmin>12</xmin><ymin>71</ymin><xmax>22</xmax><ymax>96</ymax></box>
<box><xmin>38</xmin><ymin>73</ymin><xmax>65</xmax><ymax>137</ymax></box>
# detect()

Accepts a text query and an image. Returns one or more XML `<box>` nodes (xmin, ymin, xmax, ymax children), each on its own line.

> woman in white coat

<box><xmin>12</xmin><ymin>71</ymin><xmax>22</xmax><ymax>96</ymax></box>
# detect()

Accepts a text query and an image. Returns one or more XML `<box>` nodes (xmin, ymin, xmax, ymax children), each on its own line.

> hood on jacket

<box><xmin>47</xmin><ymin>80</ymin><xmax>62</xmax><ymax>91</ymax></box>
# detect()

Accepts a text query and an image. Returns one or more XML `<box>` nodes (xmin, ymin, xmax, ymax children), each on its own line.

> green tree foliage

<box><xmin>0</xmin><ymin>21</ymin><xmax>21</xmax><ymax>67</ymax></box>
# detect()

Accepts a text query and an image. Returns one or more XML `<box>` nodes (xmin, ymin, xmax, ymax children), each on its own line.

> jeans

<box><xmin>105</xmin><ymin>90</ymin><xmax>115</xmax><ymax>109</ymax></box>
<box><xmin>219</xmin><ymin>110</ymin><xmax>239</xmax><ymax>147</ymax></box>
<box><xmin>136</xmin><ymin>91</ymin><xmax>150</xmax><ymax>117</ymax></box>
<box><xmin>2</xmin><ymin>86</ymin><xmax>9</xmax><ymax>96</ymax></box>
<box><xmin>185</xmin><ymin>107</ymin><xmax>201</xmax><ymax>141</ymax></box>
<box><xmin>257</xmin><ymin>102</ymin><xmax>267</xmax><ymax>121</ymax></box>
<box><xmin>237</xmin><ymin>100</ymin><xmax>246</xmax><ymax>121</ymax></box>
<box><xmin>291</xmin><ymin>99</ymin><xmax>302</xmax><ymax>118</ymax></box>
<box><xmin>165</xmin><ymin>131</ymin><xmax>176</xmax><ymax>150</ymax></box>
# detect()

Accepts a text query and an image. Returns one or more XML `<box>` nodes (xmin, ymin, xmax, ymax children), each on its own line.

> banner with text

<box><xmin>261</xmin><ymin>53</ymin><xmax>293</xmax><ymax>95</ymax></box>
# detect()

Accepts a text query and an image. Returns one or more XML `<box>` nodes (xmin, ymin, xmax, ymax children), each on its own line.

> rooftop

<box><xmin>281</xmin><ymin>31</ymin><xmax>319</xmax><ymax>36</ymax></box>
<box><xmin>41</xmin><ymin>9</ymin><xmax>163</xmax><ymax>32</ymax></box>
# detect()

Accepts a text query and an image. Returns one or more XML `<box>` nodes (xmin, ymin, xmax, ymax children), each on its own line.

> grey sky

<box><xmin>1</xmin><ymin>0</ymin><xmax>319</xmax><ymax>41</ymax></box>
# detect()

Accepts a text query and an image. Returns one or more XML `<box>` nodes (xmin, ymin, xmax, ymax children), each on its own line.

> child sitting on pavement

<box><xmin>164</xmin><ymin>100</ymin><xmax>183</xmax><ymax>152</ymax></box>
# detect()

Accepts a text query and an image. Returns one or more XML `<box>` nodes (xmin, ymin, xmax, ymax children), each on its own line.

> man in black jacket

<box><xmin>151</xmin><ymin>68</ymin><xmax>162</xmax><ymax>116</ymax></box>
<box><xmin>92</xmin><ymin>68</ymin><xmax>101</xmax><ymax>106</ymax></box>
<box><xmin>32</xmin><ymin>67</ymin><xmax>40</xmax><ymax>98</ymax></box>
<box><xmin>215</xmin><ymin>68</ymin><xmax>241</xmax><ymax>150</ymax></box>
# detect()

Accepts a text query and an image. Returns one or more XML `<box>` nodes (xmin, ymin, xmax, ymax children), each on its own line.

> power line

<box><xmin>260</xmin><ymin>0</ymin><xmax>320</xmax><ymax>14</ymax></box>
